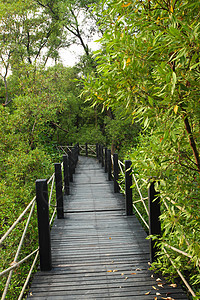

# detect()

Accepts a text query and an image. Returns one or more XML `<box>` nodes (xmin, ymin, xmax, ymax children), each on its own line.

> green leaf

<box><xmin>171</xmin><ymin>72</ymin><xmax>177</xmax><ymax>95</ymax></box>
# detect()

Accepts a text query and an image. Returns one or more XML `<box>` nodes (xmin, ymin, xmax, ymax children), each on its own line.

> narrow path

<box><xmin>27</xmin><ymin>156</ymin><xmax>188</xmax><ymax>299</ymax></box>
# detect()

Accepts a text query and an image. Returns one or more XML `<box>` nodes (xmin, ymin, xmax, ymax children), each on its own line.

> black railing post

<box><xmin>113</xmin><ymin>153</ymin><xmax>119</xmax><ymax>193</ymax></box>
<box><xmin>125</xmin><ymin>160</ymin><xmax>133</xmax><ymax>216</ymax></box>
<box><xmin>107</xmin><ymin>149</ymin><xmax>112</xmax><ymax>181</ymax></box>
<box><xmin>63</xmin><ymin>155</ymin><xmax>70</xmax><ymax>195</ymax></box>
<box><xmin>96</xmin><ymin>143</ymin><xmax>99</xmax><ymax>158</ymax></box>
<box><xmin>36</xmin><ymin>179</ymin><xmax>52</xmax><ymax>271</ymax></box>
<box><xmin>104</xmin><ymin>147</ymin><xmax>108</xmax><ymax>173</ymax></box>
<box><xmin>85</xmin><ymin>143</ymin><xmax>88</xmax><ymax>157</ymax></box>
<box><xmin>101</xmin><ymin>146</ymin><xmax>104</xmax><ymax>167</ymax></box>
<box><xmin>99</xmin><ymin>144</ymin><xmax>102</xmax><ymax>163</ymax></box>
<box><xmin>77</xmin><ymin>143</ymin><xmax>79</xmax><ymax>155</ymax></box>
<box><xmin>68</xmin><ymin>150</ymin><xmax>73</xmax><ymax>182</ymax></box>
<box><xmin>72</xmin><ymin>148</ymin><xmax>76</xmax><ymax>174</ymax></box>
<box><xmin>148</xmin><ymin>181</ymin><xmax>161</xmax><ymax>263</ymax></box>
<box><xmin>74</xmin><ymin>145</ymin><xmax>77</xmax><ymax>166</ymax></box>
<box><xmin>55</xmin><ymin>163</ymin><xmax>64</xmax><ymax>219</ymax></box>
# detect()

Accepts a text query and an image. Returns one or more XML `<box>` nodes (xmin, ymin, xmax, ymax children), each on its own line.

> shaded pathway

<box><xmin>27</xmin><ymin>156</ymin><xmax>187</xmax><ymax>299</ymax></box>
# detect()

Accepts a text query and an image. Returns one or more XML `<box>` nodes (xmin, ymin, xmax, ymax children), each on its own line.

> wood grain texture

<box><xmin>27</xmin><ymin>156</ymin><xmax>188</xmax><ymax>299</ymax></box>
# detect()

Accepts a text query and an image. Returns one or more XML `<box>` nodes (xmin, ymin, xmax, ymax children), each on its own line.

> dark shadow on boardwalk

<box><xmin>27</xmin><ymin>156</ymin><xmax>188</xmax><ymax>299</ymax></box>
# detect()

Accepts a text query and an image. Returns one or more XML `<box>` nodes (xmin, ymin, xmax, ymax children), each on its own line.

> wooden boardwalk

<box><xmin>27</xmin><ymin>156</ymin><xmax>188</xmax><ymax>299</ymax></box>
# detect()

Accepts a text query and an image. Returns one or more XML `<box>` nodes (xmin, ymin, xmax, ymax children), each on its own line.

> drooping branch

<box><xmin>50</xmin><ymin>121</ymin><xmax>69</xmax><ymax>133</ymax></box>
<box><xmin>183</xmin><ymin>114</ymin><xmax>200</xmax><ymax>174</ymax></box>
<box><xmin>0</xmin><ymin>52</ymin><xmax>11</xmax><ymax>105</ymax></box>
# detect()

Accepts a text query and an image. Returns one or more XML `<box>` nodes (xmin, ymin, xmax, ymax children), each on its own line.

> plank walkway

<box><xmin>27</xmin><ymin>156</ymin><xmax>188</xmax><ymax>299</ymax></box>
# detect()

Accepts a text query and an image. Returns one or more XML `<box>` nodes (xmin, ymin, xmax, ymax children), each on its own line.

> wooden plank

<box><xmin>27</xmin><ymin>156</ymin><xmax>188</xmax><ymax>299</ymax></box>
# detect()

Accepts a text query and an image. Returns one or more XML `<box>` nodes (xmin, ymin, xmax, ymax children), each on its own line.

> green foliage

<box><xmin>104</xmin><ymin>107</ymin><xmax>140</xmax><ymax>157</ymax></box>
<box><xmin>83</xmin><ymin>0</ymin><xmax>200</xmax><ymax>296</ymax></box>
<box><xmin>76</xmin><ymin>124</ymin><xmax>106</xmax><ymax>144</ymax></box>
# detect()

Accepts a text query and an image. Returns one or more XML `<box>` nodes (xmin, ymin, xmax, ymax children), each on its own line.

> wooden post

<box><xmin>77</xmin><ymin>143</ymin><xmax>79</xmax><ymax>155</ymax></box>
<box><xmin>96</xmin><ymin>143</ymin><xmax>99</xmax><ymax>158</ymax></box>
<box><xmin>101</xmin><ymin>146</ymin><xmax>104</xmax><ymax>167</ymax></box>
<box><xmin>99</xmin><ymin>144</ymin><xmax>102</xmax><ymax>163</ymax></box>
<box><xmin>63</xmin><ymin>155</ymin><xmax>70</xmax><ymax>195</ymax></box>
<box><xmin>148</xmin><ymin>181</ymin><xmax>161</xmax><ymax>263</ymax></box>
<box><xmin>85</xmin><ymin>142</ymin><xmax>88</xmax><ymax>157</ymax></box>
<box><xmin>55</xmin><ymin>163</ymin><xmax>64</xmax><ymax>219</ymax></box>
<box><xmin>76</xmin><ymin>144</ymin><xmax>79</xmax><ymax>163</ymax></box>
<box><xmin>74</xmin><ymin>144</ymin><xmax>78</xmax><ymax>166</ymax></box>
<box><xmin>125</xmin><ymin>160</ymin><xmax>133</xmax><ymax>215</ymax></box>
<box><xmin>68</xmin><ymin>150</ymin><xmax>73</xmax><ymax>182</ymax></box>
<box><xmin>36</xmin><ymin>179</ymin><xmax>52</xmax><ymax>271</ymax></box>
<box><xmin>104</xmin><ymin>147</ymin><xmax>108</xmax><ymax>173</ymax></box>
<box><xmin>107</xmin><ymin>149</ymin><xmax>112</xmax><ymax>181</ymax></box>
<box><xmin>72</xmin><ymin>148</ymin><xmax>76</xmax><ymax>174</ymax></box>
<box><xmin>113</xmin><ymin>153</ymin><xmax>119</xmax><ymax>193</ymax></box>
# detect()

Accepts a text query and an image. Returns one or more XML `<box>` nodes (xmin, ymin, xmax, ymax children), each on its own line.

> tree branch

<box><xmin>51</xmin><ymin>121</ymin><xmax>69</xmax><ymax>133</ymax></box>
<box><xmin>182</xmin><ymin>114</ymin><xmax>200</xmax><ymax>174</ymax></box>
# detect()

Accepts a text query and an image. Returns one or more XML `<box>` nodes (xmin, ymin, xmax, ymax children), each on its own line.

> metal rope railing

<box><xmin>1</xmin><ymin>143</ymin><xmax>197</xmax><ymax>299</ymax></box>
<box><xmin>0</xmin><ymin>169</ymin><xmax>57</xmax><ymax>300</ymax></box>
<box><xmin>94</xmin><ymin>143</ymin><xmax>198</xmax><ymax>298</ymax></box>
<box><xmin>57</xmin><ymin>143</ymin><xmax>199</xmax><ymax>298</ymax></box>
<box><xmin>111</xmin><ymin>154</ymin><xmax>149</xmax><ymax>229</ymax></box>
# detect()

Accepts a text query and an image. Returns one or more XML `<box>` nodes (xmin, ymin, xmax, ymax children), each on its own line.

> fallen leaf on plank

<box><xmin>169</xmin><ymin>283</ymin><xmax>177</xmax><ymax>288</ymax></box>
<box><xmin>131</xmin><ymin>272</ymin><xmax>136</xmax><ymax>275</ymax></box>
<box><xmin>145</xmin><ymin>291</ymin><xmax>151</xmax><ymax>295</ymax></box>
<box><xmin>156</xmin><ymin>278</ymin><xmax>162</xmax><ymax>281</ymax></box>
<box><xmin>152</xmin><ymin>286</ymin><xmax>158</xmax><ymax>290</ymax></box>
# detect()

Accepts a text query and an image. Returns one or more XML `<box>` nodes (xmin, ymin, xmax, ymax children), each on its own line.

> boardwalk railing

<box><xmin>0</xmin><ymin>145</ymin><xmax>79</xmax><ymax>300</ymax></box>
<box><xmin>57</xmin><ymin>143</ymin><xmax>96</xmax><ymax>158</ymax></box>
<box><xmin>0</xmin><ymin>143</ymin><xmax>197</xmax><ymax>298</ymax></box>
<box><xmin>94</xmin><ymin>143</ymin><xmax>198</xmax><ymax>299</ymax></box>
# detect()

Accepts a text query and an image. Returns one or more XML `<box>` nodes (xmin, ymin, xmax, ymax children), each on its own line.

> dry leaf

<box><xmin>156</xmin><ymin>278</ymin><xmax>162</xmax><ymax>282</ymax></box>
<box><xmin>30</xmin><ymin>292</ymin><xmax>33</xmax><ymax>296</ymax></box>
<box><xmin>152</xmin><ymin>286</ymin><xmax>158</xmax><ymax>290</ymax></box>
<box><xmin>113</xmin><ymin>270</ymin><xmax>118</xmax><ymax>272</ymax></box>
<box><xmin>145</xmin><ymin>291</ymin><xmax>151</xmax><ymax>295</ymax></box>
<box><xmin>121</xmin><ymin>273</ymin><xmax>124</xmax><ymax>276</ymax></box>
<box><xmin>169</xmin><ymin>283</ymin><xmax>177</xmax><ymax>288</ymax></box>
<box><xmin>156</xmin><ymin>292</ymin><xmax>161</xmax><ymax>295</ymax></box>
<box><xmin>174</xmin><ymin>105</ymin><xmax>178</xmax><ymax>114</ymax></box>
<box><xmin>158</xmin><ymin>283</ymin><xmax>164</xmax><ymax>288</ymax></box>
<box><xmin>136</xmin><ymin>268</ymin><xmax>141</xmax><ymax>271</ymax></box>
<box><xmin>126</xmin><ymin>58</ymin><xmax>131</xmax><ymax>65</ymax></box>
<box><xmin>124</xmin><ymin>276</ymin><xmax>128</xmax><ymax>280</ymax></box>
<box><xmin>122</xmin><ymin>2</ymin><xmax>131</xmax><ymax>7</ymax></box>
<box><xmin>131</xmin><ymin>272</ymin><xmax>136</xmax><ymax>275</ymax></box>
<box><xmin>154</xmin><ymin>297</ymin><xmax>158</xmax><ymax>300</ymax></box>
<box><xmin>109</xmin><ymin>237</ymin><xmax>112</xmax><ymax>239</ymax></box>
<box><xmin>107</xmin><ymin>270</ymin><xmax>112</xmax><ymax>272</ymax></box>
<box><xmin>151</xmin><ymin>274</ymin><xmax>154</xmax><ymax>278</ymax></box>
